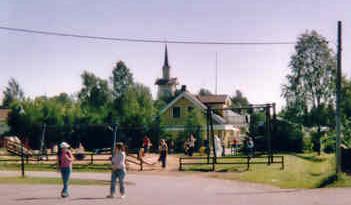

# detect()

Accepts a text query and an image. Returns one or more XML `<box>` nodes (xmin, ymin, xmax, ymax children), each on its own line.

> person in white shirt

<box><xmin>107</xmin><ymin>143</ymin><xmax>126</xmax><ymax>199</ymax></box>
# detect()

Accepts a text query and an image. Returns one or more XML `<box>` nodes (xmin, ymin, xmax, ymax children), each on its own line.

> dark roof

<box><xmin>196</xmin><ymin>95</ymin><xmax>228</xmax><ymax>104</ymax></box>
<box><xmin>155</xmin><ymin>77</ymin><xmax>179</xmax><ymax>85</ymax></box>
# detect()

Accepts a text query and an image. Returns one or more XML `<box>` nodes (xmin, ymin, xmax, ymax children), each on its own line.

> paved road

<box><xmin>1</xmin><ymin>171</ymin><xmax>351</xmax><ymax>205</ymax></box>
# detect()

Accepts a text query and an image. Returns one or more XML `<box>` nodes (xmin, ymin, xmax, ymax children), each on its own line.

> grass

<box><xmin>184</xmin><ymin>153</ymin><xmax>351</xmax><ymax>189</ymax></box>
<box><xmin>0</xmin><ymin>162</ymin><xmax>111</xmax><ymax>173</ymax></box>
<box><xmin>0</xmin><ymin>176</ymin><xmax>110</xmax><ymax>185</ymax></box>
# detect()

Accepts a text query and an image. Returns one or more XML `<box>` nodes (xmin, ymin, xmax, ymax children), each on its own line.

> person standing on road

<box><xmin>107</xmin><ymin>143</ymin><xmax>126</xmax><ymax>199</ymax></box>
<box><xmin>159</xmin><ymin>139</ymin><xmax>168</xmax><ymax>168</ymax></box>
<box><xmin>57</xmin><ymin>142</ymin><xmax>73</xmax><ymax>198</ymax></box>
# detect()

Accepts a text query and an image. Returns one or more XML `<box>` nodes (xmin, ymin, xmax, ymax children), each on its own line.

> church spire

<box><xmin>164</xmin><ymin>44</ymin><xmax>169</xmax><ymax>68</ymax></box>
<box><xmin>162</xmin><ymin>44</ymin><xmax>170</xmax><ymax>79</ymax></box>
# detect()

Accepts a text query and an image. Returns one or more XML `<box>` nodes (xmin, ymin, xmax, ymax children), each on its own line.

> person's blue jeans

<box><xmin>110</xmin><ymin>169</ymin><xmax>126</xmax><ymax>195</ymax></box>
<box><xmin>60</xmin><ymin>167</ymin><xmax>71</xmax><ymax>194</ymax></box>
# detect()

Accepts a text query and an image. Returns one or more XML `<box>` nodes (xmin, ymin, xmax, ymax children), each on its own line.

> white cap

<box><xmin>60</xmin><ymin>142</ymin><xmax>70</xmax><ymax>149</ymax></box>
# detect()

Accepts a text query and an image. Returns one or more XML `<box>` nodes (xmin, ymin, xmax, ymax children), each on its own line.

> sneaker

<box><xmin>120</xmin><ymin>194</ymin><xmax>126</xmax><ymax>199</ymax></box>
<box><xmin>61</xmin><ymin>192</ymin><xmax>69</xmax><ymax>198</ymax></box>
<box><xmin>106</xmin><ymin>194</ymin><xmax>115</xmax><ymax>199</ymax></box>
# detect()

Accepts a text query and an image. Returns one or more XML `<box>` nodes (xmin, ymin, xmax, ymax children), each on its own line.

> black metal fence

<box><xmin>179</xmin><ymin>155</ymin><xmax>284</xmax><ymax>171</ymax></box>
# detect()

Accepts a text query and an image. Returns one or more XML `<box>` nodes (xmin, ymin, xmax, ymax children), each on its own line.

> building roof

<box><xmin>160</xmin><ymin>91</ymin><xmax>231</xmax><ymax>125</ymax></box>
<box><xmin>0</xmin><ymin>109</ymin><xmax>10</xmax><ymax>122</ymax></box>
<box><xmin>160</xmin><ymin>91</ymin><xmax>207</xmax><ymax>113</ymax></box>
<box><xmin>197</xmin><ymin>95</ymin><xmax>229</xmax><ymax>104</ymax></box>
<box><xmin>155</xmin><ymin>77</ymin><xmax>179</xmax><ymax>85</ymax></box>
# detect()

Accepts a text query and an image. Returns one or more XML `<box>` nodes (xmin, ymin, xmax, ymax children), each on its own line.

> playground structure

<box><xmin>179</xmin><ymin>103</ymin><xmax>284</xmax><ymax>171</ymax></box>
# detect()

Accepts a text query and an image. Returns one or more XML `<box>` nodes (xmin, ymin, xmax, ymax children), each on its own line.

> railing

<box><xmin>179</xmin><ymin>155</ymin><xmax>284</xmax><ymax>171</ymax></box>
<box><xmin>0</xmin><ymin>152</ymin><xmax>144</xmax><ymax>171</ymax></box>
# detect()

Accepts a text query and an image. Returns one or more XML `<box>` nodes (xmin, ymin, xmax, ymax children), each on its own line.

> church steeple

<box><xmin>162</xmin><ymin>44</ymin><xmax>170</xmax><ymax>80</ymax></box>
<box><xmin>155</xmin><ymin>44</ymin><xmax>179</xmax><ymax>99</ymax></box>
<box><xmin>164</xmin><ymin>44</ymin><xmax>169</xmax><ymax>67</ymax></box>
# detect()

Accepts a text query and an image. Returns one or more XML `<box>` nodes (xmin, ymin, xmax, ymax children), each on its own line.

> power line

<box><xmin>0</xmin><ymin>26</ymin><xmax>296</xmax><ymax>46</ymax></box>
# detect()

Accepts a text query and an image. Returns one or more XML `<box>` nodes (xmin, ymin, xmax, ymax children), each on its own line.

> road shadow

<box><xmin>71</xmin><ymin>197</ymin><xmax>107</xmax><ymax>201</ymax></box>
<box><xmin>16</xmin><ymin>197</ymin><xmax>60</xmax><ymax>201</ymax></box>
<box><xmin>216</xmin><ymin>189</ymin><xmax>301</xmax><ymax>196</ymax></box>
<box><xmin>16</xmin><ymin>196</ymin><xmax>109</xmax><ymax>201</ymax></box>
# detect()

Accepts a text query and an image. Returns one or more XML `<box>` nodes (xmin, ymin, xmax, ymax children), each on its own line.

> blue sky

<box><xmin>0</xmin><ymin>0</ymin><xmax>350</xmax><ymax>110</ymax></box>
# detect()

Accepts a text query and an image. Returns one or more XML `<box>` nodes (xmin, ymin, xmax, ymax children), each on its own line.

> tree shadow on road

<box><xmin>216</xmin><ymin>189</ymin><xmax>301</xmax><ymax>196</ymax></box>
<box><xmin>71</xmin><ymin>197</ymin><xmax>107</xmax><ymax>200</ymax></box>
<box><xmin>16</xmin><ymin>197</ymin><xmax>60</xmax><ymax>201</ymax></box>
<box><xmin>16</xmin><ymin>196</ymin><xmax>108</xmax><ymax>201</ymax></box>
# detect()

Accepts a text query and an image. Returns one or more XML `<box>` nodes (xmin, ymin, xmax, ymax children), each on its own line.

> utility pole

<box><xmin>39</xmin><ymin>123</ymin><xmax>47</xmax><ymax>160</ymax></box>
<box><xmin>20</xmin><ymin>139</ymin><xmax>25</xmax><ymax>177</ymax></box>
<box><xmin>335</xmin><ymin>21</ymin><xmax>342</xmax><ymax>175</ymax></box>
<box><xmin>215</xmin><ymin>52</ymin><xmax>218</xmax><ymax>95</ymax></box>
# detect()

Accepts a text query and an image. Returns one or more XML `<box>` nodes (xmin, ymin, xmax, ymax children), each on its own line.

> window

<box><xmin>188</xmin><ymin>106</ymin><xmax>194</xmax><ymax>112</ymax></box>
<box><xmin>172</xmin><ymin>107</ymin><xmax>181</xmax><ymax>118</ymax></box>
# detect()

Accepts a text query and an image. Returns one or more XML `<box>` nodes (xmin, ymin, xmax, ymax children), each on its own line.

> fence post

<box><xmin>90</xmin><ymin>153</ymin><xmax>93</xmax><ymax>164</ymax></box>
<box><xmin>206</xmin><ymin>108</ymin><xmax>210</xmax><ymax>164</ymax></box>
<box><xmin>281</xmin><ymin>156</ymin><xmax>284</xmax><ymax>170</ymax></box>
<box><xmin>140</xmin><ymin>158</ymin><xmax>143</xmax><ymax>171</ymax></box>
<box><xmin>212</xmin><ymin>157</ymin><xmax>215</xmax><ymax>171</ymax></box>
<box><xmin>20</xmin><ymin>142</ymin><xmax>25</xmax><ymax>177</ymax></box>
<box><xmin>39</xmin><ymin>123</ymin><xmax>47</xmax><ymax>160</ymax></box>
<box><xmin>246</xmin><ymin>156</ymin><xmax>250</xmax><ymax>170</ymax></box>
<box><xmin>179</xmin><ymin>157</ymin><xmax>182</xmax><ymax>171</ymax></box>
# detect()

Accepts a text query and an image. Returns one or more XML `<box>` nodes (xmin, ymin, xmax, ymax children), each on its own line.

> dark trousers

<box><xmin>160</xmin><ymin>151</ymin><xmax>167</xmax><ymax>168</ymax></box>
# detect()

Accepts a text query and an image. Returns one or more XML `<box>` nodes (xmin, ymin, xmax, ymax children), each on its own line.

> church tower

<box><xmin>155</xmin><ymin>45</ymin><xmax>179</xmax><ymax>99</ymax></box>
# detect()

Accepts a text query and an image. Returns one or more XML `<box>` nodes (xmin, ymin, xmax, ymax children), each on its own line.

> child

<box><xmin>107</xmin><ymin>143</ymin><xmax>126</xmax><ymax>199</ymax></box>
<box><xmin>57</xmin><ymin>142</ymin><xmax>73</xmax><ymax>198</ymax></box>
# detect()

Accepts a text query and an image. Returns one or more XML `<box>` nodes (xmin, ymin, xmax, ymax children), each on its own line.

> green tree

<box><xmin>111</xmin><ymin>61</ymin><xmax>133</xmax><ymax>99</ymax></box>
<box><xmin>339</xmin><ymin>77</ymin><xmax>351</xmax><ymax>148</ymax></box>
<box><xmin>231</xmin><ymin>89</ymin><xmax>249</xmax><ymax>113</ymax></box>
<box><xmin>110</xmin><ymin>61</ymin><xmax>134</xmax><ymax>122</ymax></box>
<box><xmin>78</xmin><ymin>71</ymin><xmax>111</xmax><ymax>123</ymax></box>
<box><xmin>184</xmin><ymin>108</ymin><xmax>206</xmax><ymax>151</ymax></box>
<box><xmin>282</xmin><ymin>31</ymin><xmax>336</xmax><ymax>154</ymax></box>
<box><xmin>198</xmin><ymin>88</ymin><xmax>212</xmax><ymax>96</ymax></box>
<box><xmin>2</xmin><ymin>78</ymin><xmax>24</xmax><ymax>107</ymax></box>
<box><xmin>119</xmin><ymin>83</ymin><xmax>154</xmax><ymax>127</ymax></box>
<box><xmin>118</xmin><ymin>83</ymin><xmax>155</xmax><ymax>148</ymax></box>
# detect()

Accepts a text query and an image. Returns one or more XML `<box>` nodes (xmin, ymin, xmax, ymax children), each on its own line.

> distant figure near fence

<box><xmin>57</xmin><ymin>142</ymin><xmax>73</xmax><ymax>198</ymax></box>
<box><xmin>214</xmin><ymin>135</ymin><xmax>222</xmax><ymax>157</ymax></box>
<box><xmin>159</xmin><ymin>139</ymin><xmax>168</xmax><ymax>168</ymax></box>
<box><xmin>246</xmin><ymin>137</ymin><xmax>254</xmax><ymax>158</ymax></box>
<box><xmin>143</xmin><ymin>136</ymin><xmax>152</xmax><ymax>153</ymax></box>
<box><xmin>231</xmin><ymin>138</ymin><xmax>239</xmax><ymax>155</ymax></box>
<box><xmin>183</xmin><ymin>135</ymin><xmax>196</xmax><ymax>156</ymax></box>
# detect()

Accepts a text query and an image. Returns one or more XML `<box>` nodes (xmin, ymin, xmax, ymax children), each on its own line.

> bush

<box><xmin>272</xmin><ymin>119</ymin><xmax>304</xmax><ymax>152</ymax></box>
<box><xmin>321</xmin><ymin>131</ymin><xmax>335</xmax><ymax>153</ymax></box>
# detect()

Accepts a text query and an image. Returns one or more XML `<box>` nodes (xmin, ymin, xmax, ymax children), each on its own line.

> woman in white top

<box><xmin>107</xmin><ymin>143</ymin><xmax>126</xmax><ymax>199</ymax></box>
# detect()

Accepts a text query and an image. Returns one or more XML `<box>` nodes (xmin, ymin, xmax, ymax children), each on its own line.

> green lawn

<box><xmin>0</xmin><ymin>162</ymin><xmax>111</xmax><ymax>173</ymax></box>
<box><xmin>0</xmin><ymin>176</ymin><xmax>110</xmax><ymax>185</ymax></box>
<box><xmin>184</xmin><ymin>153</ymin><xmax>351</xmax><ymax>189</ymax></box>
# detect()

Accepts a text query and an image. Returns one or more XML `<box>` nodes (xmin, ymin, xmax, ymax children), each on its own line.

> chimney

<box><xmin>181</xmin><ymin>85</ymin><xmax>187</xmax><ymax>92</ymax></box>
